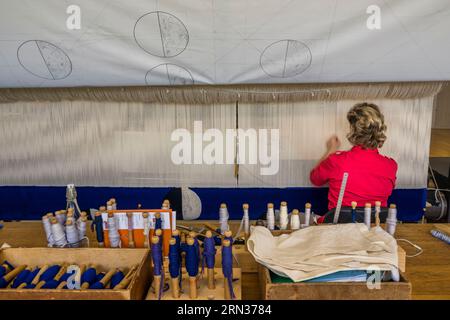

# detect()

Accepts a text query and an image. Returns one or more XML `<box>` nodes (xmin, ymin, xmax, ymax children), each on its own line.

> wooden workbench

<box><xmin>0</xmin><ymin>221</ymin><xmax>449</xmax><ymax>299</ymax></box>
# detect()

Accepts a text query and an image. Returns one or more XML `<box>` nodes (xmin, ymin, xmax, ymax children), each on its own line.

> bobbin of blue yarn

<box><xmin>0</xmin><ymin>278</ymin><xmax>9</xmax><ymax>288</ymax></box>
<box><xmin>24</xmin><ymin>268</ymin><xmax>40</xmax><ymax>285</ymax></box>
<box><xmin>185</xmin><ymin>244</ymin><xmax>199</xmax><ymax>277</ymax></box>
<box><xmin>96</xmin><ymin>272</ymin><xmax>105</xmax><ymax>282</ymax></box>
<box><xmin>41</xmin><ymin>279</ymin><xmax>60</xmax><ymax>289</ymax></box>
<box><xmin>11</xmin><ymin>269</ymin><xmax>31</xmax><ymax>288</ymax></box>
<box><xmin>222</xmin><ymin>243</ymin><xmax>235</xmax><ymax>299</ymax></box>
<box><xmin>88</xmin><ymin>281</ymin><xmax>105</xmax><ymax>289</ymax></box>
<box><xmin>81</xmin><ymin>267</ymin><xmax>97</xmax><ymax>285</ymax></box>
<box><xmin>110</xmin><ymin>271</ymin><xmax>125</xmax><ymax>288</ymax></box>
<box><xmin>40</xmin><ymin>265</ymin><xmax>61</xmax><ymax>282</ymax></box>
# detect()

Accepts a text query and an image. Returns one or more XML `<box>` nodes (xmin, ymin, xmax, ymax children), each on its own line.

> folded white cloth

<box><xmin>247</xmin><ymin>223</ymin><xmax>399</xmax><ymax>282</ymax></box>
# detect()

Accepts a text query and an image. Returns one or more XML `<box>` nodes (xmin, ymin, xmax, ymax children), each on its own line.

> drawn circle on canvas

<box><xmin>145</xmin><ymin>63</ymin><xmax>194</xmax><ymax>85</ymax></box>
<box><xmin>134</xmin><ymin>11</ymin><xmax>189</xmax><ymax>58</ymax></box>
<box><xmin>17</xmin><ymin>40</ymin><xmax>72</xmax><ymax>80</ymax></box>
<box><xmin>260</xmin><ymin>40</ymin><xmax>312</xmax><ymax>78</ymax></box>
<box><xmin>181</xmin><ymin>187</ymin><xmax>202</xmax><ymax>220</ymax></box>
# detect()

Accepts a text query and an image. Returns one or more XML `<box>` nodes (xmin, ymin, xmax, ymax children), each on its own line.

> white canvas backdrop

<box><xmin>0</xmin><ymin>0</ymin><xmax>449</xmax><ymax>88</ymax></box>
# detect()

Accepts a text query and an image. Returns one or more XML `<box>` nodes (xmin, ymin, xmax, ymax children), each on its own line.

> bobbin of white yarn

<box><xmin>364</xmin><ymin>203</ymin><xmax>372</xmax><ymax>229</ymax></box>
<box><xmin>78</xmin><ymin>216</ymin><xmax>87</xmax><ymax>239</ymax></box>
<box><xmin>42</xmin><ymin>214</ymin><xmax>55</xmax><ymax>247</ymax></box>
<box><xmin>66</xmin><ymin>220</ymin><xmax>80</xmax><ymax>247</ymax></box>
<box><xmin>304</xmin><ymin>203</ymin><xmax>311</xmax><ymax>227</ymax></box>
<box><xmin>386</xmin><ymin>204</ymin><xmax>397</xmax><ymax>235</ymax></box>
<box><xmin>142</xmin><ymin>212</ymin><xmax>150</xmax><ymax>248</ymax></box>
<box><xmin>266</xmin><ymin>203</ymin><xmax>275</xmax><ymax>231</ymax></box>
<box><xmin>110</xmin><ymin>198</ymin><xmax>117</xmax><ymax>210</ymax></box>
<box><xmin>107</xmin><ymin>213</ymin><xmax>121</xmax><ymax>248</ymax></box>
<box><xmin>107</xmin><ymin>200</ymin><xmax>114</xmax><ymax>211</ymax></box>
<box><xmin>50</xmin><ymin>218</ymin><xmax>67</xmax><ymax>247</ymax></box>
<box><xmin>219</xmin><ymin>203</ymin><xmax>229</xmax><ymax>234</ymax></box>
<box><xmin>279</xmin><ymin>201</ymin><xmax>289</xmax><ymax>230</ymax></box>
<box><xmin>290</xmin><ymin>209</ymin><xmax>300</xmax><ymax>230</ymax></box>
<box><xmin>55</xmin><ymin>210</ymin><xmax>66</xmax><ymax>225</ymax></box>
<box><xmin>243</xmin><ymin>203</ymin><xmax>250</xmax><ymax>236</ymax></box>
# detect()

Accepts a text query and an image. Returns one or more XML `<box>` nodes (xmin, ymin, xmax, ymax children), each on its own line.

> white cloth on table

<box><xmin>247</xmin><ymin>223</ymin><xmax>399</xmax><ymax>282</ymax></box>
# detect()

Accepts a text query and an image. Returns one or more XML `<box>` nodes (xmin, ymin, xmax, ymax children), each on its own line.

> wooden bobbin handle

<box><xmin>4</xmin><ymin>265</ymin><xmax>27</xmax><ymax>283</ymax></box>
<box><xmin>189</xmin><ymin>276</ymin><xmax>197</xmax><ymax>300</ymax></box>
<box><xmin>171</xmin><ymin>277</ymin><xmax>180</xmax><ymax>299</ymax></box>
<box><xmin>153</xmin><ymin>275</ymin><xmax>162</xmax><ymax>299</ymax></box>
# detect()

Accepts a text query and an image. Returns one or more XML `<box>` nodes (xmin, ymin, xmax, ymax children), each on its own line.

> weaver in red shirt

<box><xmin>310</xmin><ymin>102</ymin><xmax>397</xmax><ymax>220</ymax></box>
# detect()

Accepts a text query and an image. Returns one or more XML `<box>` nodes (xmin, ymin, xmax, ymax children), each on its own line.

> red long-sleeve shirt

<box><xmin>310</xmin><ymin>145</ymin><xmax>397</xmax><ymax>211</ymax></box>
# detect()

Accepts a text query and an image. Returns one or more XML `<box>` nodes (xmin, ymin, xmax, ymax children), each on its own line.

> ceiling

<box><xmin>1</xmin><ymin>0</ymin><xmax>450</xmax><ymax>88</ymax></box>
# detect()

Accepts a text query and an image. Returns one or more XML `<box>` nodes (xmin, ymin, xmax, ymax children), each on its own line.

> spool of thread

<box><xmin>351</xmin><ymin>201</ymin><xmax>357</xmax><ymax>223</ymax></box>
<box><xmin>223</xmin><ymin>230</ymin><xmax>233</xmax><ymax>245</ymax></box>
<box><xmin>55</xmin><ymin>210</ymin><xmax>66</xmax><ymax>225</ymax></box>
<box><xmin>10</xmin><ymin>267</ymin><xmax>32</xmax><ymax>288</ymax></box>
<box><xmin>222</xmin><ymin>239</ymin><xmax>235</xmax><ymax>300</ymax></box>
<box><xmin>162</xmin><ymin>199</ymin><xmax>170</xmax><ymax>209</ymax></box>
<box><xmin>266</xmin><ymin>203</ymin><xmax>275</xmax><ymax>230</ymax></box>
<box><xmin>279</xmin><ymin>201</ymin><xmax>288</xmax><ymax>230</ymax></box>
<box><xmin>114</xmin><ymin>265</ymin><xmax>138</xmax><ymax>290</ymax></box>
<box><xmin>23</xmin><ymin>264</ymin><xmax>48</xmax><ymax>289</ymax></box>
<box><xmin>17</xmin><ymin>267</ymin><xmax>40</xmax><ymax>289</ymax></box>
<box><xmin>89</xmin><ymin>268</ymin><xmax>116</xmax><ymax>289</ymax></box>
<box><xmin>93</xmin><ymin>212</ymin><xmax>104</xmax><ymax>247</ymax></box>
<box><xmin>364</xmin><ymin>203</ymin><xmax>371</xmax><ymax>229</ymax></box>
<box><xmin>126</xmin><ymin>212</ymin><xmax>135</xmax><ymax>248</ymax></box>
<box><xmin>219</xmin><ymin>203</ymin><xmax>229</xmax><ymax>234</ymax></box>
<box><xmin>304</xmin><ymin>203</ymin><xmax>311</xmax><ymax>227</ymax></box>
<box><xmin>386</xmin><ymin>204</ymin><xmax>397</xmax><ymax>236</ymax></box>
<box><xmin>375</xmin><ymin>201</ymin><xmax>381</xmax><ymax>227</ymax></box>
<box><xmin>110</xmin><ymin>270</ymin><xmax>125</xmax><ymax>288</ymax></box>
<box><xmin>39</xmin><ymin>264</ymin><xmax>68</xmax><ymax>289</ymax></box>
<box><xmin>242</xmin><ymin>203</ymin><xmax>250</xmax><ymax>238</ymax></box>
<box><xmin>0</xmin><ymin>265</ymin><xmax>27</xmax><ymax>288</ymax></box>
<box><xmin>185</xmin><ymin>238</ymin><xmax>198</xmax><ymax>299</ymax></box>
<box><xmin>155</xmin><ymin>212</ymin><xmax>162</xmax><ymax>230</ymax></box>
<box><xmin>290</xmin><ymin>209</ymin><xmax>300</xmax><ymax>230</ymax></box>
<box><xmin>107</xmin><ymin>212</ymin><xmax>121</xmax><ymax>248</ymax></box>
<box><xmin>169</xmin><ymin>238</ymin><xmax>180</xmax><ymax>298</ymax></box>
<box><xmin>0</xmin><ymin>261</ymin><xmax>13</xmax><ymax>278</ymax></box>
<box><xmin>42</xmin><ymin>214</ymin><xmax>55</xmax><ymax>247</ymax></box>
<box><xmin>110</xmin><ymin>198</ymin><xmax>117</xmax><ymax>210</ymax></box>
<box><xmin>155</xmin><ymin>229</ymin><xmax>163</xmax><ymax>249</ymax></box>
<box><xmin>50</xmin><ymin>217</ymin><xmax>67</xmax><ymax>247</ymax></box>
<box><xmin>203</xmin><ymin>231</ymin><xmax>216</xmax><ymax>290</ymax></box>
<box><xmin>151</xmin><ymin>236</ymin><xmax>163</xmax><ymax>299</ymax></box>
<box><xmin>78</xmin><ymin>216</ymin><xmax>87</xmax><ymax>240</ymax></box>
<box><xmin>143</xmin><ymin>212</ymin><xmax>150</xmax><ymax>248</ymax></box>
<box><xmin>99</xmin><ymin>206</ymin><xmax>110</xmax><ymax>248</ymax></box>
<box><xmin>81</xmin><ymin>265</ymin><xmax>97</xmax><ymax>289</ymax></box>
<box><xmin>431</xmin><ymin>229</ymin><xmax>450</xmax><ymax>244</ymax></box>
<box><xmin>66</xmin><ymin>220</ymin><xmax>80</xmax><ymax>247</ymax></box>
<box><xmin>107</xmin><ymin>200</ymin><xmax>114</xmax><ymax>211</ymax></box>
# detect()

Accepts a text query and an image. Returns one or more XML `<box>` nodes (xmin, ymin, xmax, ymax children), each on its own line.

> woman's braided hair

<box><xmin>346</xmin><ymin>102</ymin><xmax>387</xmax><ymax>149</ymax></box>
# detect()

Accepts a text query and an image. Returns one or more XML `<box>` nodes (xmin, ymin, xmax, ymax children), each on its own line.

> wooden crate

<box><xmin>258</xmin><ymin>263</ymin><xmax>412</xmax><ymax>300</ymax></box>
<box><xmin>0</xmin><ymin>247</ymin><xmax>152</xmax><ymax>300</ymax></box>
<box><xmin>146</xmin><ymin>267</ymin><xmax>242</xmax><ymax>300</ymax></box>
